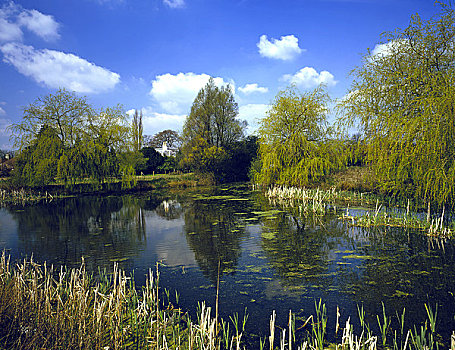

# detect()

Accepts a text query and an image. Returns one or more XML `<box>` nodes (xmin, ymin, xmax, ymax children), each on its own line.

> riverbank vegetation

<box><xmin>9</xmin><ymin>89</ymin><xmax>142</xmax><ymax>189</ymax></box>
<box><xmin>5</xmin><ymin>90</ymin><xmax>186</xmax><ymax>192</ymax></box>
<box><xmin>0</xmin><ymin>253</ymin><xmax>453</xmax><ymax>349</ymax></box>
<box><xmin>250</xmin><ymin>2</ymin><xmax>455</xmax><ymax>210</ymax></box>
<box><xmin>264</xmin><ymin>185</ymin><xmax>455</xmax><ymax>238</ymax></box>
<box><xmin>0</xmin><ymin>173</ymin><xmax>202</xmax><ymax>206</ymax></box>
<box><xmin>3</xmin><ymin>3</ymin><xmax>455</xmax><ymax>226</ymax></box>
<box><xmin>180</xmin><ymin>78</ymin><xmax>257</xmax><ymax>184</ymax></box>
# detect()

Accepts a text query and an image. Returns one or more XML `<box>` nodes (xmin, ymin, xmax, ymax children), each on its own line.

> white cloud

<box><xmin>163</xmin><ymin>0</ymin><xmax>185</xmax><ymax>9</ymax></box>
<box><xmin>0</xmin><ymin>118</ymin><xmax>12</xmax><ymax>150</ymax></box>
<box><xmin>18</xmin><ymin>9</ymin><xmax>60</xmax><ymax>41</ymax></box>
<box><xmin>369</xmin><ymin>40</ymin><xmax>410</xmax><ymax>62</ymax></box>
<box><xmin>1</xmin><ymin>42</ymin><xmax>120</xmax><ymax>93</ymax></box>
<box><xmin>0</xmin><ymin>107</ymin><xmax>5</xmax><ymax>116</ymax></box>
<box><xmin>282</xmin><ymin>67</ymin><xmax>337</xmax><ymax>89</ymax></box>
<box><xmin>238</xmin><ymin>103</ymin><xmax>269</xmax><ymax>133</ymax></box>
<box><xmin>0</xmin><ymin>3</ymin><xmax>22</xmax><ymax>42</ymax></box>
<box><xmin>371</xmin><ymin>42</ymin><xmax>393</xmax><ymax>57</ymax></box>
<box><xmin>0</xmin><ymin>117</ymin><xmax>11</xmax><ymax>135</ymax></box>
<box><xmin>238</xmin><ymin>83</ymin><xmax>268</xmax><ymax>95</ymax></box>
<box><xmin>0</xmin><ymin>2</ymin><xmax>60</xmax><ymax>43</ymax></box>
<box><xmin>128</xmin><ymin>107</ymin><xmax>186</xmax><ymax>135</ymax></box>
<box><xmin>0</xmin><ymin>17</ymin><xmax>22</xmax><ymax>42</ymax></box>
<box><xmin>149</xmin><ymin>72</ymin><xmax>231</xmax><ymax>114</ymax></box>
<box><xmin>257</xmin><ymin>34</ymin><xmax>303</xmax><ymax>61</ymax></box>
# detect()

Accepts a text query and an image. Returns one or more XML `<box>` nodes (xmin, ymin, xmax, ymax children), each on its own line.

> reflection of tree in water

<box><xmin>12</xmin><ymin>195</ymin><xmax>154</xmax><ymax>272</ymax></box>
<box><xmin>260</xmin><ymin>208</ymin><xmax>346</xmax><ymax>288</ymax></box>
<box><xmin>336</xmin><ymin>225</ymin><xmax>455</xmax><ymax>339</ymax></box>
<box><xmin>183</xmin><ymin>199</ymin><xmax>249</xmax><ymax>284</ymax></box>
<box><xmin>155</xmin><ymin>199</ymin><xmax>183</xmax><ymax>220</ymax></box>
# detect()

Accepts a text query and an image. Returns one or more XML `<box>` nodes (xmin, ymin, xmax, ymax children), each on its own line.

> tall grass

<box><xmin>341</xmin><ymin>200</ymin><xmax>455</xmax><ymax>238</ymax></box>
<box><xmin>0</xmin><ymin>253</ymin><xmax>453</xmax><ymax>349</ymax></box>
<box><xmin>265</xmin><ymin>185</ymin><xmax>455</xmax><ymax>238</ymax></box>
<box><xmin>0</xmin><ymin>188</ymin><xmax>60</xmax><ymax>206</ymax></box>
<box><xmin>0</xmin><ymin>252</ymin><xmax>218</xmax><ymax>349</ymax></box>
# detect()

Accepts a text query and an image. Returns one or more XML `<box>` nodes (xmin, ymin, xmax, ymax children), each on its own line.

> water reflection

<box><xmin>8</xmin><ymin>196</ymin><xmax>151</xmax><ymax>271</ymax></box>
<box><xmin>335</xmin><ymin>225</ymin><xmax>455</xmax><ymax>334</ymax></box>
<box><xmin>156</xmin><ymin>199</ymin><xmax>183</xmax><ymax>220</ymax></box>
<box><xmin>183</xmin><ymin>196</ymin><xmax>249</xmax><ymax>283</ymax></box>
<box><xmin>0</xmin><ymin>185</ymin><xmax>454</xmax><ymax>344</ymax></box>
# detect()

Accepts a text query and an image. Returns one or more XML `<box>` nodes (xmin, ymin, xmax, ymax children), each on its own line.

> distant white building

<box><xmin>155</xmin><ymin>142</ymin><xmax>177</xmax><ymax>157</ymax></box>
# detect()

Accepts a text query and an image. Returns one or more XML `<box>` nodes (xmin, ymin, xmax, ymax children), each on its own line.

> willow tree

<box><xmin>338</xmin><ymin>2</ymin><xmax>455</xmax><ymax>206</ymax></box>
<box><xmin>13</xmin><ymin>125</ymin><xmax>64</xmax><ymax>187</ymax></box>
<box><xmin>10</xmin><ymin>88</ymin><xmax>91</xmax><ymax>149</ymax></box>
<box><xmin>256</xmin><ymin>85</ymin><xmax>343</xmax><ymax>187</ymax></box>
<box><xmin>11</xmin><ymin>90</ymin><xmax>137</xmax><ymax>188</ymax></box>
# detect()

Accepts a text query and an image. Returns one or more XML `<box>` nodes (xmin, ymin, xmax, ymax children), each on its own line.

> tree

<box><xmin>181</xmin><ymin>78</ymin><xmax>246</xmax><ymax>180</ymax></box>
<box><xmin>131</xmin><ymin>109</ymin><xmax>143</xmax><ymax>152</ymax></box>
<box><xmin>11</xmin><ymin>90</ymin><xmax>136</xmax><ymax>188</ymax></box>
<box><xmin>13</xmin><ymin>125</ymin><xmax>64</xmax><ymax>187</ymax></box>
<box><xmin>137</xmin><ymin>147</ymin><xmax>165</xmax><ymax>174</ymax></box>
<box><xmin>80</xmin><ymin>105</ymin><xmax>132</xmax><ymax>185</ymax></box>
<box><xmin>148</xmin><ymin>129</ymin><xmax>180</xmax><ymax>148</ymax></box>
<box><xmin>220</xmin><ymin>136</ymin><xmax>259</xmax><ymax>182</ymax></box>
<box><xmin>255</xmin><ymin>85</ymin><xmax>343</xmax><ymax>187</ymax></box>
<box><xmin>338</xmin><ymin>2</ymin><xmax>455</xmax><ymax>206</ymax></box>
<box><xmin>10</xmin><ymin>88</ymin><xmax>91</xmax><ymax>149</ymax></box>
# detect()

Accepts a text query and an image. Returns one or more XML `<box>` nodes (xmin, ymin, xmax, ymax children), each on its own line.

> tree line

<box><xmin>252</xmin><ymin>1</ymin><xmax>455</xmax><ymax>208</ymax></box>
<box><xmin>7</xmin><ymin>2</ymin><xmax>455</xmax><ymax>206</ymax></box>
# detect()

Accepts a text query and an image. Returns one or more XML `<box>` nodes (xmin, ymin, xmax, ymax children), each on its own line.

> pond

<box><xmin>1</xmin><ymin>183</ymin><xmax>454</xmax><ymax>346</ymax></box>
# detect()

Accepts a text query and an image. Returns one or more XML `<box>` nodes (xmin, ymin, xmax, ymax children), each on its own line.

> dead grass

<box><xmin>323</xmin><ymin>166</ymin><xmax>375</xmax><ymax>192</ymax></box>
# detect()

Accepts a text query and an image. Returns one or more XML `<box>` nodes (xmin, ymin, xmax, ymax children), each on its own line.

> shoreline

<box><xmin>0</xmin><ymin>173</ymin><xmax>201</xmax><ymax>205</ymax></box>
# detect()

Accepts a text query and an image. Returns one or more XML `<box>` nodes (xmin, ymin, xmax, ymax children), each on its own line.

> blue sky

<box><xmin>0</xmin><ymin>0</ymin><xmax>440</xmax><ymax>149</ymax></box>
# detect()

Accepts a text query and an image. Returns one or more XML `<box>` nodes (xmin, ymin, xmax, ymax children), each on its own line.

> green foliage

<box><xmin>138</xmin><ymin>147</ymin><xmax>165</xmax><ymax>174</ymax></box>
<box><xmin>158</xmin><ymin>156</ymin><xmax>178</xmax><ymax>173</ymax></box>
<box><xmin>10</xmin><ymin>88</ymin><xmax>91</xmax><ymax>149</ymax></box>
<box><xmin>119</xmin><ymin>151</ymin><xmax>145</xmax><ymax>188</ymax></box>
<box><xmin>11</xmin><ymin>90</ymin><xmax>140</xmax><ymax>188</ymax></box>
<box><xmin>256</xmin><ymin>85</ymin><xmax>344</xmax><ymax>187</ymax></box>
<box><xmin>148</xmin><ymin>129</ymin><xmax>180</xmax><ymax>148</ymax></box>
<box><xmin>12</xmin><ymin>125</ymin><xmax>64</xmax><ymax>187</ymax></box>
<box><xmin>221</xmin><ymin>136</ymin><xmax>259</xmax><ymax>183</ymax></box>
<box><xmin>131</xmin><ymin>109</ymin><xmax>143</xmax><ymax>152</ymax></box>
<box><xmin>338</xmin><ymin>2</ymin><xmax>455</xmax><ymax>206</ymax></box>
<box><xmin>181</xmin><ymin>78</ymin><xmax>247</xmax><ymax>181</ymax></box>
<box><xmin>183</xmin><ymin>137</ymin><xmax>227</xmax><ymax>176</ymax></box>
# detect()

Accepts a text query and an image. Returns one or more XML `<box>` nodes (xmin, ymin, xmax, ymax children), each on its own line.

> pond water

<box><xmin>1</xmin><ymin>183</ymin><xmax>454</xmax><ymax>345</ymax></box>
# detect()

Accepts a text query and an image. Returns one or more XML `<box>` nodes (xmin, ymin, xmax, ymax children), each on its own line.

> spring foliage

<box><xmin>255</xmin><ymin>86</ymin><xmax>344</xmax><ymax>187</ymax></box>
<box><xmin>10</xmin><ymin>89</ymin><xmax>140</xmax><ymax>188</ymax></box>
<box><xmin>338</xmin><ymin>3</ymin><xmax>455</xmax><ymax>206</ymax></box>
<box><xmin>181</xmin><ymin>78</ymin><xmax>247</xmax><ymax>181</ymax></box>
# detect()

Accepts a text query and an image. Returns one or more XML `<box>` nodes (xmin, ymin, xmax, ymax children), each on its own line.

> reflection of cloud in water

<box><xmin>244</xmin><ymin>225</ymin><xmax>263</xmax><ymax>254</ymax></box>
<box><xmin>264</xmin><ymin>280</ymin><xmax>301</xmax><ymax>301</ymax></box>
<box><xmin>144</xmin><ymin>212</ymin><xmax>197</xmax><ymax>268</ymax></box>
<box><xmin>0</xmin><ymin>209</ymin><xmax>18</xmax><ymax>250</ymax></box>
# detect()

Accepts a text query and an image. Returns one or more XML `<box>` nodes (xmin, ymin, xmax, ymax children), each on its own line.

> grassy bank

<box><xmin>0</xmin><ymin>173</ymin><xmax>202</xmax><ymax>206</ymax></box>
<box><xmin>0</xmin><ymin>253</ymin><xmax>453</xmax><ymax>349</ymax></box>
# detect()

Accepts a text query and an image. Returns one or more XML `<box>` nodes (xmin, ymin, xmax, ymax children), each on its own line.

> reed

<box><xmin>264</xmin><ymin>185</ymin><xmax>379</xmax><ymax>209</ymax></box>
<box><xmin>0</xmin><ymin>188</ymin><xmax>63</xmax><ymax>206</ymax></box>
<box><xmin>340</xmin><ymin>201</ymin><xmax>455</xmax><ymax>238</ymax></box>
<box><xmin>0</xmin><ymin>252</ymin><xmax>222</xmax><ymax>350</ymax></box>
<box><xmin>0</xmin><ymin>253</ymin><xmax>453</xmax><ymax>349</ymax></box>
<box><xmin>265</xmin><ymin>185</ymin><xmax>455</xmax><ymax>238</ymax></box>
<box><xmin>265</xmin><ymin>186</ymin><xmax>333</xmax><ymax>216</ymax></box>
